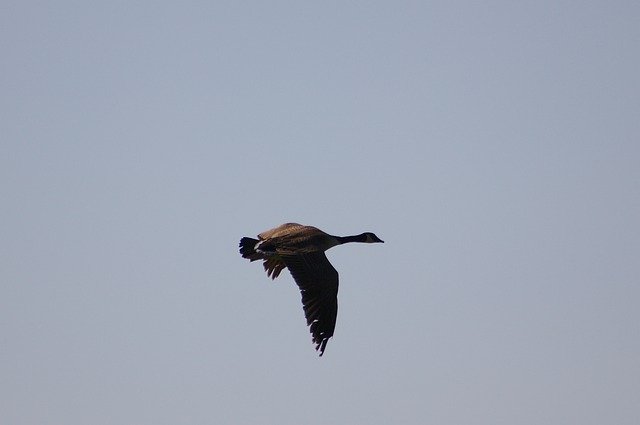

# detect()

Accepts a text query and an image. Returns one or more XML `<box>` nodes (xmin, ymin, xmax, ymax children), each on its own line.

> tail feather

<box><xmin>239</xmin><ymin>236</ymin><xmax>287</xmax><ymax>280</ymax></box>
<box><xmin>239</xmin><ymin>237</ymin><xmax>262</xmax><ymax>261</ymax></box>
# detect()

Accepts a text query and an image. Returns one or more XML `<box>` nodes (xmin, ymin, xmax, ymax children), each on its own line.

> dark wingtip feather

<box><xmin>317</xmin><ymin>339</ymin><xmax>328</xmax><ymax>356</ymax></box>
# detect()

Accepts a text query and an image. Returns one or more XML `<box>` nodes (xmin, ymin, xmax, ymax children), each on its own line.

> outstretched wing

<box><xmin>283</xmin><ymin>252</ymin><xmax>339</xmax><ymax>356</ymax></box>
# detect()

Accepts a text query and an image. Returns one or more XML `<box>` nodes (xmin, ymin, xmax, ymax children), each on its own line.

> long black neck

<box><xmin>335</xmin><ymin>233</ymin><xmax>367</xmax><ymax>244</ymax></box>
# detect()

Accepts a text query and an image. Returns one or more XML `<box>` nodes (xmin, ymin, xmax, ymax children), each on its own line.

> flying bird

<box><xmin>239</xmin><ymin>223</ymin><xmax>384</xmax><ymax>356</ymax></box>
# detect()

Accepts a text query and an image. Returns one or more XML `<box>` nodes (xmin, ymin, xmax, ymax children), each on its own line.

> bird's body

<box><xmin>239</xmin><ymin>223</ymin><xmax>383</xmax><ymax>356</ymax></box>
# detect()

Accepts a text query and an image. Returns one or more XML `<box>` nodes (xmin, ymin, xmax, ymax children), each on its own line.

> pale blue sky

<box><xmin>2</xmin><ymin>1</ymin><xmax>639</xmax><ymax>424</ymax></box>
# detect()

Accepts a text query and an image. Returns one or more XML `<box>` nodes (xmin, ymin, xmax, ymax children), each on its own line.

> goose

<box><xmin>239</xmin><ymin>223</ymin><xmax>384</xmax><ymax>356</ymax></box>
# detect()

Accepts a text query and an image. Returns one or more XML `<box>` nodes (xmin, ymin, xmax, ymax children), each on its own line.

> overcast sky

<box><xmin>2</xmin><ymin>1</ymin><xmax>639</xmax><ymax>424</ymax></box>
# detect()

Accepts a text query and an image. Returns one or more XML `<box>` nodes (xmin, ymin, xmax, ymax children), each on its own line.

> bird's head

<box><xmin>363</xmin><ymin>232</ymin><xmax>384</xmax><ymax>243</ymax></box>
